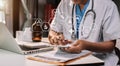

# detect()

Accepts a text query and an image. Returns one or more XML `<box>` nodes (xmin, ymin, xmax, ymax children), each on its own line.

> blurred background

<box><xmin>0</xmin><ymin>0</ymin><xmax>119</xmax><ymax>38</ymax></box>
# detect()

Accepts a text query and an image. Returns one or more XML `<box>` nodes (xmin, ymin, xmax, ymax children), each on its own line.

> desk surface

<box><xmin>0</xmin><ymin>48</ymin><xmax>104</xmax><ymax>66</ymax></box>
<box><xmin>0</xmin><ymin>49</ymin><xmax>25</xmax><ymax>66</ymax></box>
<box><xmin>0</xmin><ymin>38</ymin><xmax>104</xmax><ymax>66</ymax></box>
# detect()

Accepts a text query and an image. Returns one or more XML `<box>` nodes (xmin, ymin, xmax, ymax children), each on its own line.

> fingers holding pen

<box><xmin>51</xmin><ymin>36</ymin><xmax>60</xmax><ymax>45</ymax></box>
<box><xmin>48</xmin><ymin>30</ymin><xmax>63</xmax><ymax>45</ymax></box>
<box><xmin>48</xmin><ymin>30</ymin><xmax>72</xmax><ymax>45</ymax></box>
<box><xmin>48</xmin><ymin>34</ymin><xmax>64</xmax><ymax>45</ymax></box>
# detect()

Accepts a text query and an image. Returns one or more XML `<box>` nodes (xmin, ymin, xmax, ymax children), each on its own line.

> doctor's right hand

<box><xmin>48</xmin><ymin>30</ymin><xmax>71</xmax><ymax>45</ymax></box>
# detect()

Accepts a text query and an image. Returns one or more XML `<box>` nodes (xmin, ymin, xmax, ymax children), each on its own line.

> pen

<box><xmin>42</xmin><ymin>41</ymin><xmax>71</xmax><ymax>48</ymax></box>
<box><xmin>50</xmin><ymin>44</ymin><xmax>71</xmax><ymax>48</ymax></box>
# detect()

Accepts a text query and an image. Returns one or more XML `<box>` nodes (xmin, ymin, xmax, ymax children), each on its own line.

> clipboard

<box><xmin>27</xmin><ymin>50</ymin><xmax>92</xmax><ymax>65</ymax></box>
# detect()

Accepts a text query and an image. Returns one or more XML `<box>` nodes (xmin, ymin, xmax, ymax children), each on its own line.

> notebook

<box><xmin>0</xmin><ymin>23</ymin><xmax>53</xmax><ymax>55</ymax></box>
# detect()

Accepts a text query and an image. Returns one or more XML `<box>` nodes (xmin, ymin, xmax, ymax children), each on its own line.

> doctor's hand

<box><xmin>48</xmin><ymin>30</ymin><xmax>71</xmax><ymax>45</ymax></box>
<box><xmin>60</xmin><ymin>40</ymin><xmax>86</xmax><ymax>53</ymax></box>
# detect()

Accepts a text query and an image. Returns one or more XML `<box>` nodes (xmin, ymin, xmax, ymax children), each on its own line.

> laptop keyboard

<box><xmin>19</xmin><ymin>45</ymin><xmax>54</xmax><ymax>55</ymax></box>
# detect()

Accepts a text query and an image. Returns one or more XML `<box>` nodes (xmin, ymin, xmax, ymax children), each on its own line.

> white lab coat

<box><xmin>50</xmin><ymin>0</ymin><xmax>120</xmax><ymax>66</ymax></box>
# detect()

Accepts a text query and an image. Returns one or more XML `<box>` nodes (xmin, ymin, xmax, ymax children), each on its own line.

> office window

<box><xmin>0</xmin><ymin>11</ymin><xmax>5</xmax><ymax>23</ymax></box>
<box><xmin>0</xmin><ymin>0</ymin><xmax>6</xmax><ymax>23</ymax></box>
<box><xmin>0</xmin><ymin>0</ymin><xmax>13</xmax><ymax>35</ymax></box>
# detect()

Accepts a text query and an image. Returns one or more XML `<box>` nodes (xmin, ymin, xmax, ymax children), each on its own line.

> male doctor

<box><xmin>48</xmin><ymin>0</ymin><xmax>120</xmax><ymax>66</ymax></box>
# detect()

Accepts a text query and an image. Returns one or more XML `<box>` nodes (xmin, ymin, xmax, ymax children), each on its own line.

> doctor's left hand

<box><xmin>61</xmin><ymin>40</ymin><xmax>86</xmax><ymax>53</ymax></box>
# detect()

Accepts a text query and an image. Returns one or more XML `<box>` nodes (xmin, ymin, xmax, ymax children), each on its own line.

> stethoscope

<box><xmin>71</xmin><ymin>0</ymin><xmax>96</xmax><ymax>40</ymax></box>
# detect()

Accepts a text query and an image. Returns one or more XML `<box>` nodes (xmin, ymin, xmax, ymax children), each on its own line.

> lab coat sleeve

<box><xmin>50</xmin><ymin>0</ymin><xmax>65</xmax><ymax>33</ymax></box>
<box><xmin>102</xmin><ymin>2</ymin><xmax>120</xmax><ymax>41</ymax></box>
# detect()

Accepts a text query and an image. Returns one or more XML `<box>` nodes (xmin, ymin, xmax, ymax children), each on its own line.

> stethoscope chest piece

<box><xmin>71</xmin><ymin>31</ymin><xmax>77</xmax><ymax>40</ymax></box>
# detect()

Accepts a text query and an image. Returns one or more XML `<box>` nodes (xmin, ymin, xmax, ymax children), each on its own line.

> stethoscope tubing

<box><xmin>71</xmin><ymin>0</ymin><xmax>96</xmax><ymax>39</ymax></box>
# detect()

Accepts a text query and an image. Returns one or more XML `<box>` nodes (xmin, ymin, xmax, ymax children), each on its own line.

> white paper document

<box><xmin>33</xmin><ymin>49</ymin><xmax>91</xmax><ymax>62</ymax></box>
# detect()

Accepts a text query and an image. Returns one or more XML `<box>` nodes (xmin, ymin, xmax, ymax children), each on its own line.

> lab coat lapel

<box><xmin>79</xmin><ymin>0</ymin><xmax>93</xmax><ymax>39</ymax></box>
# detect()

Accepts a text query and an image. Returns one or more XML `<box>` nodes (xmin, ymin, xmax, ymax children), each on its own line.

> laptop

<box><xmin>0</xmin><ymin>22</ymin><xmax>53</xmax><ymax>55</ymax></box>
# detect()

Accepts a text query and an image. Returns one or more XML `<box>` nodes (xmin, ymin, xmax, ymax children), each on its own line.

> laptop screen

<box><xmin>0</xmin><ymin>23</ymin><xmax>23</xmax><ymax>54</ymax></box>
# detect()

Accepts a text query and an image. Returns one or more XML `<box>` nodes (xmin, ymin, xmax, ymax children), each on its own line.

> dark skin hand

<box><xmin>48</xmin><ymin>0</ymin><xmax>116</xmax><ymax>54</ymax></box>
<box><xmin>48</xmin><ymin>30</ymin><xmax>115</xmax><ymax>53</ymax></box>
<box><xmin>62</xmin><ymin>40</ymin><xmax>115</xmax><ymax>53</ymax></box>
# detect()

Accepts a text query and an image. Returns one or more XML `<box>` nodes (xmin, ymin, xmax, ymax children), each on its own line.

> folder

<box><xmin>27</xmin><ymin>50</ymin><xmax>92</xmax><ymax>65</ymax></box>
